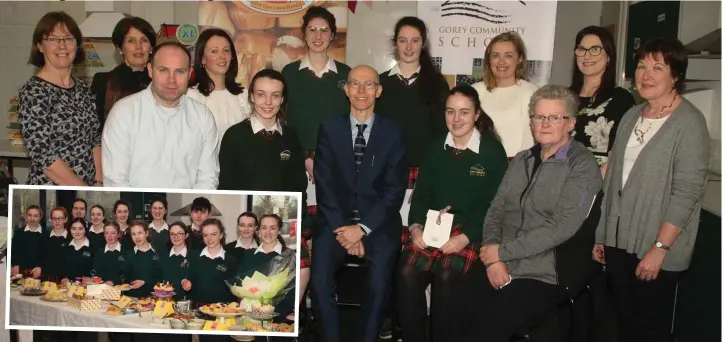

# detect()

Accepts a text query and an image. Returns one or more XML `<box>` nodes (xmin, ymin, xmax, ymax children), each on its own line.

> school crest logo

<box><xmin>470</xmin><ymin>164</ymin><xmax>486</xmax><ymax>176</ymax></box>
<box><xmin>82</xmin><ymin>251</ymin><xmax>91</xmax><ymax>257</ymax></box>
<box><xmin>152</xmin><ymin>255</ymin><xmax>160</xmax><ymax>261</ymax></box>
<box><xmin>117</xmin><ymin>256</ymin><xmax>125</xmax><ymax>262</ymax></box>
<box><xmin>216</xmin><ymin>264</ymin><xmax>228</xmax><ymax>272</ymax></box>
<box><xmin>280</xmin><ymin>150</ymin><xmax>291</xmax><ymax>161</ymax></box>
<box><xmin>180</xmin><ymin>259</ymin><xmax>189</xmax><ymax>268</ymax></box>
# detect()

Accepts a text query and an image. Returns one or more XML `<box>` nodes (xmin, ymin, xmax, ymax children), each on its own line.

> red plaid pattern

<box><xmin>400</xmin><ymin>223</ymin><xmax>479</xmax><ymax>275</ymax></box>
<box><xmin>300</xmin><ymin>237</ymin><xmax>311</xmax><ymax>269</ymax></box>
<box><xmin>306</xmin><ymin>205</ymin><xmax>317</xmax><ymax>216</ymax></box>
<box><xmin>408</xmin><ymin>167</ymin><xmax>419</xmax><ymax>189</ymax></box>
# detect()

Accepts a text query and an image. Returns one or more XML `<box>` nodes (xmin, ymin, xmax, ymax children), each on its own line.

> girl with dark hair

<box><xmin>570</xmin><ymin>25</ymin><xmax>635</xmax><ymax>169</ymax></box>
<box><xmin>224</xmin><ymin>212</ymin><xmax>260</xmax><ymax>262</ymax></box>
<box><xmin>218</xmin><ymin>69</ymin><xmax>307</xmax><ymax>200</ymax></box>
<box><xmin>113</xmin><ymin>200</ymin><xmax>134</xmax><ymax>250</ymax></box>
<box><xmin>10</xmin><ymin>205</ymin><xmax>43</xmax><ymax>279</ymax></box>
<box><xmin>124</xmin><ymin>220</ymin><xmax>161</xmax><ymax>298</ymax></box>
<box><xmin>60</xmin><ymin>218</ymin><xmax>94</xmax><ymax>284</ymax></box>
<box><xmin>187</xmin><ymin>28</ymin><xmax>251</xmax><ymax>140</ymax></box>
<box><xmin>91</xmin><ymin>16</ymin><xmax>155</xmax><ymax>128</ymax></box>
<box><xmin>376</xmin><ymin>16</ymin><xmax>450</xmax><ymax>176</ymax></box>
<box><xmin>88</xmin><ymin>204</ymin><xmax>106</xmax><ymax>249</ymax></box>
<box><xmin>160</xmin><ymin>221</ymin><xmax>192</xmax><ymax>300</ymax></box>
<box><xmin>148</xmin><ymin>196</ymin><xmax>170</xmax><ymax>255</ymax></box>
<box><xmin>397</xmin><ymin>85</ymin><xmax>508</xmax><ymax>342</ymax></box>
<box><xmin>282</xmin><ymin>6</ymin><xmax>351</xmax><ymax>184</ymax></box>
<box><xmin>237</xmin><ymin>214</ymin><xmax>295</xmax><ymax>323</ymax></box>
<box><xmin>94</xmin><ymin>221</ymin><xmax>126</xmax><ymax>286</ymax></box>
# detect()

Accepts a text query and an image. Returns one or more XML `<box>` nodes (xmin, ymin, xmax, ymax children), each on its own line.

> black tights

<box><xmin>396</xmin><ymin>262</ymin><xmax>467</xmax><ymax>342</ymax></box>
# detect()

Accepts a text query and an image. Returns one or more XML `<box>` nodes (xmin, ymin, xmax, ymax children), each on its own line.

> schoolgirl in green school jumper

<box><xmin>181</xmin><ymin>218</ymin><xmax>238</xmax><ymax>307</ymax></box>
<box><xmin>160</xmin><ymin>221</ymin><xmax>192</xmax><ymax>300</ymax></box>
<box><xmin>147</xmin><ymin>196</ymin><xmax>170</xmax><ymax>256</ymax></box>
<box><xmin>124</xmin><ymin>220</ymin><xmax>162</xmax><ymax>298</ymax></box>
<box><xmin>10</xmin><ymin>205</ymin><xmax>44</xmax><ymax>279</ymax></box>
<box><xmin>224</xmin><ymin>212</ymin><xmax>259</xmax><ymax>264</ymax></box>
<box><xmin>60</xmin><ymin>218</ymin><xmax>95</xmax><ymax>283</ymax></box>
<box><xmin>236</xmin><ymin>214</ymin><xmax>295</xmax><ymax>323</ymax></box>
<box><xmin>41</xmin><ymin>207</ymin><xmax>71</xmax><ymax>283</ymax></box>
<box><xmin>93</xmin><ymin>221</ymin><xmax>127</xmax><ymax>286</ymax></box>
<box><xmin>397</xmin><ymin>85</ymin><xmax>508</xmax><ymax>342</ymax></box>
<box><xmin>188</xmin><ymin>197</ymin><xmax>212</xmax><ymax>251</ymax></box>
<box><xmin>376</xmin><ymin>17</ymin><xmax>450</xmax><ymax>178</ymax></box>
<box><xmin>87</xmin><ymin>205</ymin><xmax>107</xmax><ymax>249</ymax></box>
<box><xmin>113</xmin><ymin>200</ymin><xmax>134</xmax><ymax>250</ymax></box>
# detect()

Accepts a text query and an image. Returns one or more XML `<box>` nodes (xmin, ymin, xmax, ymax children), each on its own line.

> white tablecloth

<box><xmin>9</xmin><ymin>290</ymin><xmax>173</xmax><ymax>331</ymax></box>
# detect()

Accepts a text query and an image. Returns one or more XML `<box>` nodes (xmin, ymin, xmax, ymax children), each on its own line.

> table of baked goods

<box><xmin>9</xmin><ymin>289</ymin><xmax>173</xmax><ymax>330</ymax></box>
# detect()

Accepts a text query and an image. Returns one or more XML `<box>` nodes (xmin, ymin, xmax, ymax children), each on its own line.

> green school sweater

<box><xmin>149</xmin><ymin>229</ymin><xmax>170</xmax><ymax>257</ymax></box>
<box><xmin>87</xmin><ymin>230</ymin><xmax>105</xmax><ymax>251</ymax></box>
<box><xmin>282</xmin><ymin>60</ymin><xmax>351</xmax><ymax>151</ymax></box>
<box><xmin>41</xmin><ymin>232</ymin><xmax>70</xmax><ymax>279</ymax></box>
<box><xmin>10</xmin><ymin>228</ymin><xmax>43</xmax><ymax>270</ymax></box>
<box><xmin>92</xmin><ymin>247</ymin><xmax>126</xmax><ymax>285</ymax></box>
<box><xmin>124</xmin><ymin>248</ymin><xmax>162</xmax><ymax>298</ymax></box>
<box><xmin>409</xmin><ymin>133</ymin><xmax>508</xmax><ymax>244</ymax></box>
<box><xmin>375</xmin><ymin>72</ymin><xmax>450</xmax><ymax>166</ymax></box>
<box><xmin>159</xmin><ymin>253</ymin><xmax>191</xmax><ymax>299</ymax></box>
<box><xmin>119</xmin><ymin>230</ymin><xmax>134</xmax><ymax>250</ymax></box>
<box><xmin>187</xmin><ymin>252</ymin><xmax>238</xmax><ymax>304</ymax></box>
<box><xmin>223</xmin><ymin>241</ymin><xmax>254</xmax><ymax>267</ymax></box>
<box><xmin>189</xmin><ymin>228</ymin><xmax>205</xmax><ymax>251</ymax></box>
<box><xmin>62</xmin><ymin>243</ymin><xmax>94</xmax><ymax>280</ymax></box>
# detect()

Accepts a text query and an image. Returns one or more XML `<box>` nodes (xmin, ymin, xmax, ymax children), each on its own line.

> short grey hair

<box><xmin>528</xmin><ymin>85</ymin><xmax>580</xmax><ymax>118</ymax></box>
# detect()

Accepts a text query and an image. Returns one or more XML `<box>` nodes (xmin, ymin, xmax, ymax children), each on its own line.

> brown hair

<box><xmin>103</xmin><ymin>221</ymin><xmax>122</xmax><ymax>235</ymax></box>
<box><xmin>201</xmin><ymin>218</ymin><xmax>226</xmax><ymax>245</ymax></box>
<box><xmin>483</xmin><ymin>32</ymin><xmax>528</xmax><ymax>92</ymax></box>
<box><xmin>50</xmin><ymin>207</ymin><xmax>67</xmax><ymax>219</ymax></box>
<box><xmin>29</xmin><ymin>11</ymin><xmax>85</xmax><ymax>67</ymax></box>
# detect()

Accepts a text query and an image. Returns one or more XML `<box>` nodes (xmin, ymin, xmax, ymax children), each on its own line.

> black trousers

<box><xmin>396</xmin><ymin>263</ymin><xmax>468</xmax><ymax>342</ymax></box>
<box><xmin>465</xmin><ymin>267</ymin><xmax>564</xmax><ymax>342</ymax></box>
<box><xmin>604</xmin><ymin>246</ymin><xmax>681</xmax><ymax>342</ymax></box>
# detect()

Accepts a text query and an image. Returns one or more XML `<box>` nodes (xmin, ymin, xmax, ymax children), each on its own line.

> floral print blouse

<box><xmin>573</xmin><ymin>87</ymin><xmax>636</xmax><ymax>165</ymax></box>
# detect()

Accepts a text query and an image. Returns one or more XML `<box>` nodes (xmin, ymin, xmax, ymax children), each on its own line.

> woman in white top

<box><xmin>472</xmin><ymin>32</ymin><xmax>538</xmax><ymax>157</ymax></box>
<box><xmin>186</xmin><ymin>28</ymin><xmax>251</xmax><ymax>140</ymax></box>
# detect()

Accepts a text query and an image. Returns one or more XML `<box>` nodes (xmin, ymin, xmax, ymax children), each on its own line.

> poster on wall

<box><xmin>418</xmin><ymin>0</ymin><xmax>557</xmax><ymax>86</ymax></box>
<box><xmin>198</xmin><ymin>0</ymin><xmax>348</xmax><ymax>88</ymax></box>
<box><xmin>72</xmin><ymin>40</ymin><xmax>119</xmax><ymax>87</ymax></box>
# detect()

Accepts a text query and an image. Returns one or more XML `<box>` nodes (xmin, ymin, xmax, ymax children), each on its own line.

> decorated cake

<box><xmin>153</xmin><ymin>281</ymin><xmax>175</xmax><ymax>295</ymax></box>
<box><xmin>68</xmin><ymin>294</ymin><xmax>102</xmax><ymax>311</ymax></box>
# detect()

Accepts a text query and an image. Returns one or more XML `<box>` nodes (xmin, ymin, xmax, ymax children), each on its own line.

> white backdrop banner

<box><xmin>418</xmin><ymin>0</ymin><xmax>558</xmax><ymax>86</ymax></box>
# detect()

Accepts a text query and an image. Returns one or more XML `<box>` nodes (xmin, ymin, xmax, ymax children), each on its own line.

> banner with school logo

<box><xmin>418</xmin><ymin>0</ymin><xmax>557</xmax><ymax>86</ymax></box>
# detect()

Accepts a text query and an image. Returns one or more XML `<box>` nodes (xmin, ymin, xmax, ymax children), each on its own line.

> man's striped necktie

<box><xmin>354</xmin><ymin>124</ymin><xmax>367</xmax><ymax>171</ymax></box>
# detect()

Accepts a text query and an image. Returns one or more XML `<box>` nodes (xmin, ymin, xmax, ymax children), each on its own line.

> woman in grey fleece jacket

<box><xmin>464</xmin><ymin>85</ymin><xmax>602</xmax><ymax>342</ymax></box>
<box><xmin>594</xmin><ymin>37</ymin><xmax>709</xmax><ymax>342</ymax></box>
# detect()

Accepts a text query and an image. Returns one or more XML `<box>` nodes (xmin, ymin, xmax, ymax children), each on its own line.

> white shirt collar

<box><xmin>235</xmin><ymin>238</ymin><xmax>259</xmax><ymax>249</ymax></box>
<box><xmin>443</xmin><ymin>128</ymin><xmax>481</xmax><ymax>154</ymax></box>
<box><xmin>69</xmin><ymin>238</ymin><xmax>90</xmax><ymax>251</ymax></box>
<box><xmin>134</xmin><ymin>245</ymin><xmax>155</xmax><ymax>254</ymax></box>
<box><xmin>170</xmin><ymin>245</ymin><xmax>187</xmax><ymax>258</ymax></box>
<box><xmin>24</xmin><ymin>224</ymin><xmax>41</xmax><ymax>233</ymax></box>
<box><xmin>50</xmin><ymin>229</ymin><xmax>68</xmax><ymax>238</ymax></box>
<box><xmin>150</xmin><ymin>221</ymin><xmax>169</xmax><ymax>233</ymax></box>
<box><xmin>388</xmin><ymin>64</ymin><xmax>421</xmax><ymax>78</ymax></box>
<box><xmin>299</xmin><ymin>55</ymin><xmax>337</xmax><ymax>78</ymax></box>
<box><xmin>89</xmin><ymin>225</ymin><xmax>104</xmax><ymax>234</ymax></box>
<box><xmin>254</xmin><ymin>241</ymin><xmax>283</xmax><ymax>255</ymax></box>
<box><xmin>200</xmin><ymin>246</ymin><xmax>226</xmax><ymax>260</ymax></box>
<box><xmin>250</xmin><ymin>115</ymin><xmax>283</xmax><ymax>135</ymax></box>
<box><xmin>104</xmin><ymin>243</ymin><xmax>121</xmax><ymax>253</ymax></box>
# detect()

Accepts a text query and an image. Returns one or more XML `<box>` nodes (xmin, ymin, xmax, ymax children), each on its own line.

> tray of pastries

<box><xmin>199</xmin><ymin>302</ymin><xmax>245</xmax><ymax>317</ymax></box>
<box><xmin>40</xmin><ymin>290</ymin><xmax>68</xmax><ymax>302</ymax></box>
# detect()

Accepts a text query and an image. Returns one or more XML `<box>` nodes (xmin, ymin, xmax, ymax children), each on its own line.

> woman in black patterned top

<box><xmin>18</xmin><ymin>12</ymin><xmax>102</xmax><ymax>186</ymax></box>
<box><xmin>570</xmin><ymin>26</ymin><xmax>635</xmax><ymax>168</ymax></box>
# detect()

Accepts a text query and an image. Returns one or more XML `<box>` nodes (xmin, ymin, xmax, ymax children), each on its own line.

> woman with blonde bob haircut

<box><xmin>472</xmin><ymin>32</ymin><xmax>538</xmax><ymax>158</ymax></box>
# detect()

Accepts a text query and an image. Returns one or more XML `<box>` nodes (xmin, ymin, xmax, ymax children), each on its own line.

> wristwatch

<box><xmin>654</xmin><ymin>240</ymin><xmax>670</xmax><ymax>251</ymax></box>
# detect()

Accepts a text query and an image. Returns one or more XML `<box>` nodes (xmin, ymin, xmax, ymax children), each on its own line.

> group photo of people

<box><xmin>7</xmin><ymin>187</ymin><xmax>302</xmax><ymax>341</ymax></box>
<box><xmin>3</xmin><ymin>1</ymin><xmax>714</xmax><ymax>342</ymax></box>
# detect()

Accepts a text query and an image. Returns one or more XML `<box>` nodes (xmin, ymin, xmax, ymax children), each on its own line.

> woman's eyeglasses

<box><xmin>574</xmin><ymin>45</ymin><xmax>603</xmax><ymax>57</ymax></box>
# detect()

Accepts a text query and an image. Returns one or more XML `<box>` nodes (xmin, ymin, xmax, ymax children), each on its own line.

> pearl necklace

<box><xmin>633</xmin><ymin>94</ymin><xmax>676</xmax><ymax>144</ymax></box>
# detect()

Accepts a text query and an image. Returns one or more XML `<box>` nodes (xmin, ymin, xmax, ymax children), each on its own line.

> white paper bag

<box><xmin>422</xmin><ymin>210</ymin><xmax>453</xmax><ymax>249</ymax></box>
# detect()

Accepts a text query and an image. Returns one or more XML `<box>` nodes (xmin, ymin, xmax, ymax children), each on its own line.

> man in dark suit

<box><xmin>311</xmin><ymin>65</ymin><xmax>408</xmax><ymax>342</ymax></box>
